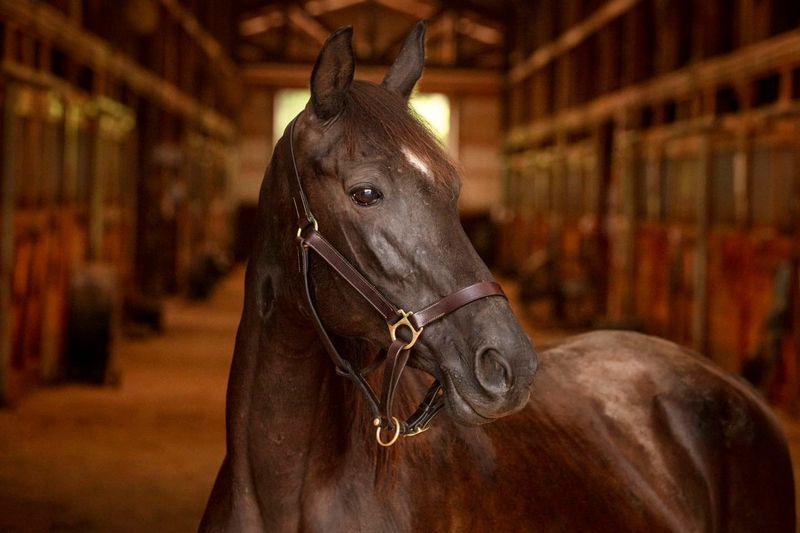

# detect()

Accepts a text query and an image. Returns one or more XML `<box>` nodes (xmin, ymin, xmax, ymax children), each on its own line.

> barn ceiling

<box><xmin>236</xmin><ymin>0</ymin><xmax>511</xmax><ymax>68</ymax></box>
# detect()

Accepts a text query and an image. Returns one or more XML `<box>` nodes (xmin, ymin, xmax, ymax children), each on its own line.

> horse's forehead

<box><xmin>334</xmin><ymin>147</ymin><xmax>439</xmax><ymax>187</ymax></box>
<box><xmin>400</xmin><ymin>146</ymin><xmax>433</xmax><ymax>178</ymax></box>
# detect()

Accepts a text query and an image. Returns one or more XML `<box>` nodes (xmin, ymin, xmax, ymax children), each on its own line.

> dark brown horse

<box><xmin>200</xmin><ymin>24</ymin><xmax>795</xmax><ymax>532</ymax></box>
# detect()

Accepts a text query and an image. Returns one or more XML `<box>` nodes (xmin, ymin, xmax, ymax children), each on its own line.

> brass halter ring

<box><xmin>388</xmin><ymin>310</ymin><xmax>423</xmax><ymax>350</ymax></box>
<box><xmin>374</xmin><ymin>416</ymin><xmax>402</xmax><ymax>447</ymax></box>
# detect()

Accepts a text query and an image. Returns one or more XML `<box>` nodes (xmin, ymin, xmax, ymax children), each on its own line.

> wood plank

<box><xmin>506</xmin><ymin>28</ymin><xmax>800</xmax><ymax>149</ymax></box>
<box><xmin>287</xmin><ymin>5</ymin><xmax>331</xmax><ymax>46</ymax></box>
<box><xmin>691</xmin><ymin>134</ymin><xmax>712</xmax><ymax>353</ymax></box>
<box><xmin>239</xmin><ymin>7</ymin><xmax>285</xmax><ymax>37</ymax></box>
<box><xmin>456</xmin><ymin>15</ymin><xmax>502</xmax><ymax>47</ymax></box>
<box><xmin>374</xmin><ymin>0</ymin><xmax>436</xmax><ymax>19</ymax></box>
<box><xmin>509</xmin><ymin>0</ymin><xmax>642</xmax><ymax>84</ymax></box>
<box><xmin>304</xmin><ymin>0</ymin><xmax>365</xmax><ymax>17</ymax></box>
<box><xmin>0</xmin><ymin>82</ymin><xmax>16</xmax><ymax>404</ymax></box>
<box><xmin>157</xmin><ymin>0</ymin><xmax>237</xmax><ymax>78</ymax></box>
<box><xmin>0</xmin><ymin>0</ymin><xmax>236</xmax><ymax>140</ymax></box>
<box><xmin>243</xmin><ymin>62</ymin><xmax>502</xmax><ymax>94</ymax></box>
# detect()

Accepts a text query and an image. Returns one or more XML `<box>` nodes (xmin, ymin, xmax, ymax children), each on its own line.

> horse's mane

<box><xmin>338</xmin><ymin>80</ymin><xmax>459</xmax><ymax>190</ymax></box>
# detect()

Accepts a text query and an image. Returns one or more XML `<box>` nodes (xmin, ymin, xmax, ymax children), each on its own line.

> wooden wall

<box><xmin>502</xmin><ymin>0</ymin><xmax>800</xmax><ymax>406</ymax></box>
<box><xmin>0</xmin><ymin>0</ymin><xmax>240</xmax><ymax>403</ymax></box>
<box><xmin>453</xmin><ymin>92</ymin><xmax>502</xmax><ymax>215</ymax></box>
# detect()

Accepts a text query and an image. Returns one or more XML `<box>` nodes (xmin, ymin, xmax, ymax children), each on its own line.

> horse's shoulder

<box><xmin>539</xmin><ymin>329</ymin><xmax>741</xmax><ymax>391</ymax></box>
<box><xmin>509</xmin><ymin>330</ymin><xmax>793</xmax><ymax>532</ymax></box>
<box><xmin>534</xmin><ymin>329</ymin><xmax>781</xmax><ymax>446</ymax></box>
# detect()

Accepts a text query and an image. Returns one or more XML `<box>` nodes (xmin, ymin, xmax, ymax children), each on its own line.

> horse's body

<box><xmin>201</xmin><ymin>24</ymin><xmax>794</xmax><ymax>532</ymax></box>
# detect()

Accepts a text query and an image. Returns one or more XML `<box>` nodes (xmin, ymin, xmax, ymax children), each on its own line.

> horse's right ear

<box><xmin>310</xmin><ymin>26</ymin><xmax>355</xmax><ymax>121</ymax></box>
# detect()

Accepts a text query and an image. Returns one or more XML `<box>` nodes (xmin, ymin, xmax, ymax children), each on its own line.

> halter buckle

<box><xmin>388</xmin><ymin>310</ymin><xmax>423</xmax><ymax>350</ymax></box>
<box><xmin>295</xmin><ymin>216</ymin><xmax>319</xmax><ymax>241</ymax></box>
<box><xmin>403</xmin><ymin>424</ymin><xmax>432</xmax><ymax>438</ymax></box>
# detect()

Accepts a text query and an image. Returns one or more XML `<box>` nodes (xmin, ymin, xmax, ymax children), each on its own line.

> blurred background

<box><xmin>0</xmin><ymin>0</ymin><xmax>799</xmax><ymax>530</ymax></box>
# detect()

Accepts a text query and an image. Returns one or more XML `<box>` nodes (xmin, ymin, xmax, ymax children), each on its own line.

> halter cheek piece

<box><xmin>287</xmin><ymin>118</ymin><xmax>507</xmax><ymax>447</ymax></box>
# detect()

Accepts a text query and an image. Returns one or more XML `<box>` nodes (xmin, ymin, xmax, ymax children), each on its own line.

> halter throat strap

<box><xmin>287</xmin><ymin>117</ymin><xmax>507</xmax><ymax>445</ymax></box>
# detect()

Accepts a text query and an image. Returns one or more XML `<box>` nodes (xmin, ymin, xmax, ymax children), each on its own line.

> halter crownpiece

<box><xmin>287</xmin><ymin>118</ymin><xmax>507</xmax><ymax>446</ymax></box>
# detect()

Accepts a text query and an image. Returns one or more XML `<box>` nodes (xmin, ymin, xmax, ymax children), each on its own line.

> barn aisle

<box><xmin>0</xmin><ymin>271</ymin><xmax>241</xmax><ymax>532</ymax></box>
<box><xmin>1</xmin><ymin>268</ymin><xmax>799</xmax><ymax>531</ymax></box>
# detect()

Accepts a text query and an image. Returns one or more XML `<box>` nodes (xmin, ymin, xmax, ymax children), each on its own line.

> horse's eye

<box><xmin>349</xmin><ymin>186</ymin><xmax>383</xmax><ymax>207</ymax></box>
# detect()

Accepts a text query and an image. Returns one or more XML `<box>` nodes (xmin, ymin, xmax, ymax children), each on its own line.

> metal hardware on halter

<box><xmin>374</xmin><ymin>416</ymin><xmax>402</xmax><ymax>447</ymax></box>
<box><xmin>399</xmin><ymin>381</ymin><xmax>444</xmax><ymax>438</ymax></box>
<box><xmin>388</xmin><ymin>310</ymin><xmax>423</xmax><ymax>350</ymax></box>
<box><xmin>296</xmin><ymin>216</ymin><xmax>318</xmax><ymax>241</ymax></box>
<box><xmin>402</xmin><ymin>424</ymin><xmax>432</xmax><ymax>437</ymax></box>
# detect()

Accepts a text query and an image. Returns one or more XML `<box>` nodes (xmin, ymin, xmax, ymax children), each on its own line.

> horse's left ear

<box><xmin>382</xmin><ymin>21</ymin><xmax>426</xmax><ymax>100</ymax></box>
<box><xmin>311</xmin><ymin>26</ymin><xmax>355</xmax><ymax>120</ymax></box>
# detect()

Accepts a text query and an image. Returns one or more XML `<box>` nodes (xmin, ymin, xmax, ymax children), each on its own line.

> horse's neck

<box><xmin>230</xmin><ymin>265</ymin><xmax>380</xmax><ymax>519</ymax></box>
<box><xmin>228</xmin><ymin>162</ymin><xmax>484</xmax><ymax>524</ymax></box>
<box><xmin>231</xmin><ymin>272</ymin><xmax>497</xmax><ymax>530</ymax></box>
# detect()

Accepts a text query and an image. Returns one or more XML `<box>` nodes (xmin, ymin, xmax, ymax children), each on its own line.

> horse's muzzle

<box><xmin>441</xmin><ymin>344</ymin><xmax>537</xmax><ymax>425</ymax></box>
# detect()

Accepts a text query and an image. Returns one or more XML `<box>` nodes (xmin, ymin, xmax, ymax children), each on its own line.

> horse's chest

<box><xmin>300</xmin><ymin>482</ymin><xmax>413</xmax><ymax>533</ymax></box>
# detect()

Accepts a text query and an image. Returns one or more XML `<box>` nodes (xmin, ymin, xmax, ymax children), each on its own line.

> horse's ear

<box><xmin>310</xmin><ymin>26</ymin><xmax>355</xmax><ymax>120</ymax></box>
<box><xmin>382</xmin><ymin>21</ymin><xmax>426</xmax><ymax>100</ymax></box>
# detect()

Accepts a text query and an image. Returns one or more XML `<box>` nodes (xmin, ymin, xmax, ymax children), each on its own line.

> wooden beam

<box><xmin>373</xmin><ymin>0</ymin><xmax>436</xmax><ymax>19</ymax></box>
<box><xmin>240</xmin><ymin>7</ymin><xmax>285</xmax><ymax>37</ymax></box>
<box><xmin>158</xmin><ymin>0</ymin><xmax>237</xmax><ymax>80</ymax></box>
<box><xmin>439</xmin><ymin>10</ymin><xmax>457</xmax><ymax>65</ymax></box>
<box><xmin>509</xmin><ymin>0</ymin><xmax>642</xmax><ymax>84</ymax></box>
<box><xmin>244</xmin><ymin>62</ymin><xmax>502</xmax><ymax>94</ymax></box>
<box><xmin>506</xmin><ymin>28</ymin><xmax>800</xmax><ymax>148</ymax></box>
<box><xmin>457</xmin><ymin>16</ymin><xmax>502</xmax><ymax>47</ymax></box>
<box><xmin>304</xmin><ymin>0</ymin><xmax>364</xmax><ymax>17</ymax></box>
<box><xmin>287</xmin><ymin>5</ymin><xmax>331</xmax><ymax>46</ymax></box>
<box><xmin>0</xmin><ymin>0</ymin><xmax>236</xmax><ymax>139</ymax></box>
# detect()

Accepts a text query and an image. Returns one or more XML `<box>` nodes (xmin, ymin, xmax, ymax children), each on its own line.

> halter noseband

<box><xmin>287</xmin><ymin>118</ymin><xmax>506</xmax><ymax>446</ymax></box>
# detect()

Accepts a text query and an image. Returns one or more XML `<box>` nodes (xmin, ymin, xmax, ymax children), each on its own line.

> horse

<box><xmin>200</xmin><ymin>23</ymin><xmax>795</xmax><ymax>532</ymax></box>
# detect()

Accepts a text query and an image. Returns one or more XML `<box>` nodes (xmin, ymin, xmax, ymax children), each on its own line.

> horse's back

<box><xmin>516</xmin><ymin>330</ymin><xmax>795</xmax><ymax>532</ymax></box>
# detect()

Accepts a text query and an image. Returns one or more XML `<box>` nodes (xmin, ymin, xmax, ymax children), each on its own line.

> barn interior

<box><xmin>1</xmin><ymin>0</ymin><xmax>800</xmax><ymax>530</ymax></box>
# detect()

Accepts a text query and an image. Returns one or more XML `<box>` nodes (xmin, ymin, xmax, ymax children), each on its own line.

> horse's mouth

<box><xmin>441</xmin><ymin>372</ymin><xmax>497</xmax><ymax>426</ymax></box>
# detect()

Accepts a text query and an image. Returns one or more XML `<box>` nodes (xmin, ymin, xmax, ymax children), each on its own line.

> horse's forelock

<box><xmin>339</xmin><ymin>80</ymin><xmax>458</xmax><ymax>190</ymax></box>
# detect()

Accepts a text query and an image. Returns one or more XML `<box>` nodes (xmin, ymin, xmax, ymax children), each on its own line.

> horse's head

<box><xmin>279</xmin><ymin>24</ymin><xmax>537</xmax><ymax>427</ymax></box>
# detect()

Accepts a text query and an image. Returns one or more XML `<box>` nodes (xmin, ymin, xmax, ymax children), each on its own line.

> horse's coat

<box><xmin>200</xmin><ymin>23</ymin><xmax>795</xmax><ymax>532</ymax></box>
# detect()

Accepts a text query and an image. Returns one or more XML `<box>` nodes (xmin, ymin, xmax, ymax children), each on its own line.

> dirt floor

<box><xmin>0</xmin><ymin>274</ymin><xmax>239</xmax><ymax>532</ymax></box>
<box><xmin>1</xmin><ymin>268</ymin><xmax>798</xmax><ymax>531</ymax></box>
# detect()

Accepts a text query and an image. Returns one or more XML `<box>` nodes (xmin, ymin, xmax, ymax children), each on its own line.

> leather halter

<box><xmin>287</xmin><ymin>118</ymin><xmax>507</xmax><ymax>446</ymax></box>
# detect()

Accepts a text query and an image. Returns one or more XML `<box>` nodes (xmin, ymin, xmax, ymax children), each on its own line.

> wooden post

<box><xmin>552</xmin><ymin>131</ymin><xmax>567</xmax><ymax>252</ymax></box>
<box><xmin>63</xmin><ymin>102</ymin><xmax>80</xmax><ymax>202</ymax></box>
<box><xmin>617</xmin><ymin>123</ymin><xmax>638</xmax><ymax>319</ymax></box>
<box><xmin>737</xmin><ymin>0</ymin><xmax>756</xmax><ymax>46</ymax></box>
<box><xmin>691</xmin><ymin>131</ymin><xmax>712</xmax><ymax>354</ymax></box>
<box><xmin>441</xmin><ymin>11</ymin><xmax>457</xmax><ymax>66</ymax></box>
<box><xmin>594</xmin><ymin>121</ymin><xmax>614</xmax><ymax>316</ymax></box>
<box><xmin>0</xmin><ymin>82</ymin><xmax>18</xmax><ymax>404</ymax></box>
<box><xmin>89</xmin><ymin>110</ymin><xmax>105</xmax><ymax>262</ymax></box>
<box><xmin>778</xmin><ymin>67</ymin><xmax>793</xmax><ymax>106</ymax></box>
<box><xmin>448</xmin><ymin>94</ymin><xmax>461</xmax><ymax>161</ymax></box>
<box><xmin>68</xmin><ymin>0</ymin><xmax>82</xmax><ymax>26</ymax></box>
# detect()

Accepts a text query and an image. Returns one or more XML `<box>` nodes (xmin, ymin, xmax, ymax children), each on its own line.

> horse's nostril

<box><xmin>475</xmin><ymin>348</ymin><xmax>513</xmax><ymax>394</ymax></box>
